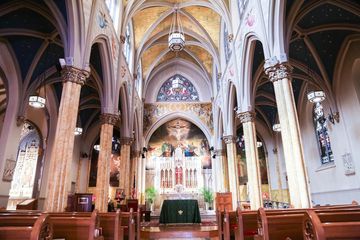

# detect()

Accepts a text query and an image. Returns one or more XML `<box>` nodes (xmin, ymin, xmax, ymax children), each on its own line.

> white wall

<box><xmin>299</xmin><ymin>40</ymin><xmax>360</xmax><ymax>205</ymax></box>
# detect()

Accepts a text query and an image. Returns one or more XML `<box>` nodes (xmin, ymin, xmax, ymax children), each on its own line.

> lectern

<box><xmin>74</xmin><ymin>193</ymin><xmax>93</xmax><ymax>212</ymax></box>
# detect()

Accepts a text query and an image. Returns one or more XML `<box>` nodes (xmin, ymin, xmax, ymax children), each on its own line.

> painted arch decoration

<box><xmin>157</xmin><ymin>74</ymin><xmax>200</xmax><ymax>102</ymax></box>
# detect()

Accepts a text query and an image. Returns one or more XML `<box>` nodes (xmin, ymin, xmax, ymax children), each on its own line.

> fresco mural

<box><xmin>88</xmin><ymin>136</ymin><xmax>121</xmax><ymax>187</ymax></box>
<box><xmin>147</xmin><ymin>118</ymin><xmax>211</xmax><ymax>170</ymax></box>
<box><xmin>143</xmin><ymin>102</ymin><xmax>213</xmax><ymax>133</ymax></box>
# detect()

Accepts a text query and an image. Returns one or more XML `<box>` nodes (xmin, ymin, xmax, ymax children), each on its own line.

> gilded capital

<box><xmin>120</xmin><ymin>137</ymin><xmax>133</xmax><ymax>145</ymax></box>
<box><xmin>236</xmin><ymin>111</ymin><xmax>255</xmax><ymax>123</ymax></box>
<box><xmin>100</xmin><ymin>113</ymin><xmax>120</xmax><ymax>125</ymax></box>
<box><xmin>222</xmin><ymin>135</ymin><xmax>236</xmax><ymax>144</ymax></box>
<box><xmin>61</xmin><ymin>66</ymin><xmax>90</xmax><ymax>86</ymax></box>
<box><xmin>265</xmin><ymin>63</ymin><xmax>292</xmax><ymax>83</ymax></box>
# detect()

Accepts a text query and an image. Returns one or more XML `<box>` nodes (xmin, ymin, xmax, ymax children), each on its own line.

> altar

<box><xmin>159</xmin><ymin>199</ymin><xmax>201</xmax><ymax>224</ymax></box>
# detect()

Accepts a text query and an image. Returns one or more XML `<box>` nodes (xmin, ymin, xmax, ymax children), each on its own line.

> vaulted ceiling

<box><xmin>125</xmin><ymin>0</ymin><xmax>228</xmax><ymax>87</ymax></box>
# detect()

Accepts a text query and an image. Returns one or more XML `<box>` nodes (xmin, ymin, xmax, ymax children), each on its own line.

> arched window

<box><xmin>157</xmin><ymin>74</ymin><xmax>199</xmax><ymax>102</ymax></box>
<box><xmin>105</xmin><ymin>0</ymin><xmax>120</xmax><ymax>31</ymax></box>
<box><xmin>7</xmin><ymin>122</ymin><xmax>43</xmax><ymax>209</ymax></box>
<box><xmin>123</xmin><ymin>24</ymin><xmax>132</xmax><ymax>64</ymax></box>
<box><xmin>313</xmin><ymin>103</ymin><xmax>334</xmax><ymax>164</ymax></box>
<box><xmin>223</xmin><ymin>22</ymin><xmax>231</xmax><ymax>63</ymax></box>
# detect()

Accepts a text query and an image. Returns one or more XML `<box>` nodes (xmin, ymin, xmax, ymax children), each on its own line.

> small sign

<box><xmin>342</xmin><ymin>153</ymin><xmax>355</xmax><ymax>175</ymax></box>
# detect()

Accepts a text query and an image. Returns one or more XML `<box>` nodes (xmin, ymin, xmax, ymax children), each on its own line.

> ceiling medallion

<box><xmin>169</xmin><ymin>8</ymin><xmax>185</xmax><ymax>52</ymax></box>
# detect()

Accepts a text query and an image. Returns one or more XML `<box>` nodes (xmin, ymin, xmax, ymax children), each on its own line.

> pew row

<box><xmin>304</xmin><ymin>209</ymin><xmax>360</xmax><ymax>240</ymax></box>
<box><xmin>0</xmin><ymin>213</ymin><xmax>52</xmax><ymax>240</ymax></box>
<box><xmin>0</xmin><ymin>208</ymin><xmax>140</xmax><ymax>240</ymax></box>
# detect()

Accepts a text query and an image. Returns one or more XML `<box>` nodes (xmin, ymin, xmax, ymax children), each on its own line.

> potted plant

<box><xmin>201</xmin><ymin>187</ymin><xmax>213</xmax><ymax>210</ymax></box>
<box><xmin>145</xmin><ymin>186</ymin><xmax>157</xmax><ymax>211</ymax></box>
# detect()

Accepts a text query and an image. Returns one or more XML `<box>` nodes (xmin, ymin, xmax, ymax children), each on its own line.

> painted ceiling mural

<box><xmin>157</xmin><ymin>74</ymin><xmax>199</xmax><ymax>102</ymax></box>
<box><xmin>143</xmin><ymin>102</ymin><xmax>213</xmax><ymax>134</ymax></box>
<box><xmin>147</xmin><ymin>118</ymin><xmax>211</xmax><ymax>170</ymax></box>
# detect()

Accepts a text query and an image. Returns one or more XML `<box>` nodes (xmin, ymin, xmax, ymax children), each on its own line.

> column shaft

<box><xmin>224</xmin><ymin>136</ymin><xmax>239</xmax><ymax>210</ymax></box>
<box><xmin>45</xmin><ymin>67</ymin><xmax>88</xmax><ymax>212</ymax></box>
<box><xmin>266</xmin><ymin>64</ymin><xmax>311</xmax><ymax>208</ymax></box>
<box><xmin>95</xmin><ymin>123</ymin><xmax>113</xmax><ymax>212</ymax></box>
<box><xmin>119</xmin><ymin>138</ymin><xmax>132</xmax><ymax>197</ymax></box>
<box><xmin>214</xmin><ymin>149</ymin><xmax>226</xmax><ymax>192</ymax></box>
<box><xmin>242</xmin><ymin>119</ymin><xmax>262</xmax><ymax>209</ymax></box>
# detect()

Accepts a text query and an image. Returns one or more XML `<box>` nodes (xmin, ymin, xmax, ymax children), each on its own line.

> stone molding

<box><xmin>222</xmin><ymin>135</ymin><xmax>236</xmax><ymax>144</ymax></box>
<box><xmin>120</xmin><ymin>35</ymin><xmax>126</xmax><ymax>44</ymax></box>
<box><xmin>228</xmin><ymin>33</ymin><xmax>234</xmax><ymax>43</ymax></box>
<box><xmin>236</xmin><ymin>111</ymin><xmax>256</xmax><ymax>123</ymax></box>
<box><xmin>265</xmin><ymin>63</ymin><xmax>292</xmax><ymax>83</ymax></box>
<box><xmin>120</xmin><ymin>137</ymin><xmax>134</xmax><ymax>145</ymax></box>
<box><xmin>16</xmin><ymin>116</ymin><xmax>26</xmax><ymax>127</ymax></box>
<box><xmin>61</xmin><ymin>66</ymin><xmax>90</xmax><ymax>86</ymax></box>
<box><xmin>100</xmin><ymin>113</ymin><xmax>120</xmax><ymax>126</ymax></box>
<box><xmin>214</xmin><ymin>149</ymin><xmax>226</xmax><ymax>156</ymax></box>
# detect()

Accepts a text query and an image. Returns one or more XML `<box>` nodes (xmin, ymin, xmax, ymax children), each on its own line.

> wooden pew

<box><xmin>256</xmin><ymin>205</ymin><xmax>360</xmax><ymax>240</ymax></box>
<box><xmin>217</xmin><ymin>207</ymin><xmax>258</xmax><ymax>240</ymax></box>
<box><xmin>303</xmin><ymin>209</ymin><xmax>360</xmax><ymax>240</ymax></box>
<box><xmin>50</xmin><ymin>209</ymin><xmax>103</xmax><ymax>240</ymax></box>
<box><xmin>0</xmin><ymin>213</ymin><xmax>52</xmax><ymax>240</ymax></box>
<box><xmin>256</xmin><ymin>207</ymin><xmax>304</xmax><ymax>240</ymax></box>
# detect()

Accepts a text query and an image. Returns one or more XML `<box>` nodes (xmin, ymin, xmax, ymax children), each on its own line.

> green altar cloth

<box><xmin>159</xmin><ymin>199</ymin><xmax>201</xmax><ymax>224</ymax></box>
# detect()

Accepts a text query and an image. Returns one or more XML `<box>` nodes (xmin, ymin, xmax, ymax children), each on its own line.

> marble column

<box><xmin>44</xmin><ymin>66</ymin><xmax>89</xmax><ymax>212</ymax></box>
<box><xmin>95</xmin><ymin>113</ymin><xmax>120</xmax><ymax>212</ymax></box>
<box><xmin>119</xmin><ymin>137</ymin><xmax>133</xmax><ymax>198</ymax></box>
<box><xmin>265</xmin><ymin>63</ymin><xmax>311</xmax><ymax>208</ymax></box>
<box><xmin>237</xmin><ymin>111</ymin><xmax>262</xmax><ymax>209</ymax></box>
<box><xmin>223</xmin><ymin>135</ymin><xmax>239</xmax><ymax>210</ymax></box>
<box><xmin>130</xmin><ymin>150</ymin><xmax>140</xmax><ymax>198</ymax></box>
<box><xmin>137</xmin><ymin>153</ymin><xmax>143</xmax><ymax>203</ymax></box>
<box><xmin>214</xmin><ymin>149</ymin><xmax>227</xmax><ymax>192</ymax></box>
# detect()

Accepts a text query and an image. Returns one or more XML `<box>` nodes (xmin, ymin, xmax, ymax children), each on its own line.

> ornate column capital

<box><xmin>236</xmin><ymin>111</ymin><xmax>256</xmax><ymax>123</ymax></box>
<box><xmin>265</xmin><ymin>63</ymin><xmax>292</xmax><ymax>83</ymax></box>
<box><xmin>222</xmin><ymin>135</ymin><xmax>236</xmax><ymax>144</ymax></box>
<box><xmin>100</xmin><ymin>113</ymin><xmax>120</xmax><ymax>125</ymax></box>
<box><xmin>61</xmin><ymin>66</ymin><xmax>90</xmax><ymax>86</ymax></box>
<box><xmin>120</xmin><ymin>137</ymin><xmax>134</xmax><ymax>145</ymax></box>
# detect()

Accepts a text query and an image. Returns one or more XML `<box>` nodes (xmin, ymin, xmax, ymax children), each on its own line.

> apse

<box><xmin>146</xmin><ymin>118</ymin><xmax>212</xmax><ymax>200</ymax></box>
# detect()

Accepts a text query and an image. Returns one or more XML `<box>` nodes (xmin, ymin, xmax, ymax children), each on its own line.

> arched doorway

<box><xmin>7</xmin><ymin>121</ymin><xmax>44</xmax><ymax>209</ymax></box>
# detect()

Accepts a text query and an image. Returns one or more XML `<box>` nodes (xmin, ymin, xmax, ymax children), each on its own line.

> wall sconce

<box><xmin>74</xmin><ymin>127</ymin><xmax>83</xmax><ymax>136</ymax></box>
<box><xmin>257</xmin><ymin>141</ymin><xmax>263</xmax><ymax>148</ymax></box>
<box><xmin>143</xmin><ymin>147</ymin><xmax>148</xmax><ymax>152</ymax></box>
<box><xmin>209</xmin><ymin>146</ymin><xmax>214</xmax><ymax>151</ymax></box>
<box><xmin>272</xmin><ymin>123</ymin><xmax>281</xmax><ymax>132</ymax></box>
<box><xmin>212</xmin><ymin>154</ymin><xmax>216</xmax><ymax>159</ymax></box>
<box><xmin>93</xmin><ymin>144</ymin><xmax>100</xmax><ymax>151</ymax></box>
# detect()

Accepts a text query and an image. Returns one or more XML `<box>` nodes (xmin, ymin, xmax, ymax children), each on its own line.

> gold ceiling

<box><xmin>131</xmin><ymin>0</ymin><xmax>223</xmax><ymax>82</ymax></box>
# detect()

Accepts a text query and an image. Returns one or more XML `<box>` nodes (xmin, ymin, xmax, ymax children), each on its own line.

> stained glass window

<box><xmin>156</xmin><ymin>74</ymin><xmax>199</xmax><ymax>102</ymax></box>
<box><xmin>7</xmin><ymin>122</ymin><xmax>42</xmax><ymax>209</ymax></box>
<box><xmin>224</xmin><ymin>22</ymin><xmax>232</xmax><ymax>63</ymax></box>
<box><xmin>124</xmin><ymin>24</ymin><xmax>131</xmax><ymax>64</ymax></box>
<box><xmin>313</xmin><ymin>103</ymin><xmax>334</xmax><ymax>164</ymax></box>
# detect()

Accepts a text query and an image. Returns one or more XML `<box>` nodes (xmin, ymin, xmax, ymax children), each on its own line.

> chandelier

<box><xmin>169</xmin><ymin>8</ymin><xmax>185</xmax><ymax>52</ymax></box>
